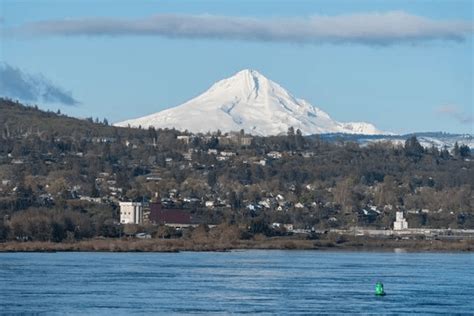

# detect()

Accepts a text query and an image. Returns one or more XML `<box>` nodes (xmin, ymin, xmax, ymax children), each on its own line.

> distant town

<box><xmin>120</xmin><ymin>200</ymin><xmax>474</xmax><ymax>240</ymax></box>
<box><xmin>0</xmin><ymin>98</ymin><xmax>473</xmax><ymax>251</ymax></box>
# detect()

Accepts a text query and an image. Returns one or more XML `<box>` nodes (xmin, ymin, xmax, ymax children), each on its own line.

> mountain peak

<box><xmin>234</xmin><ymin>69</ymin><xmax>265</xmax><ymax>80</ymax></box>
<box><xmin>208</xmin><ymin>68</ymin><xmax>292</xmax><ymax>107</ymax></box>
<box><xmin>116</xmin><ymin>70</ymin><xmax>386</xmax><ymax>136</ymax></box>
<box><xmin>212</xmin><ymin>69</ymin><xmax>269</xmax><ymax>93</ymax></box>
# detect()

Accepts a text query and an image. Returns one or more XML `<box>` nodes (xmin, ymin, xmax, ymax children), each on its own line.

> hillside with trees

<box><xmin>0</xmin><ymin>98</ymin><xmax>472</xmax><ymax>242</ymax></box>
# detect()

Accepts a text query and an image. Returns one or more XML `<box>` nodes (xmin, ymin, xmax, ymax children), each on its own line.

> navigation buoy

<box><xmin>375</xmin><ymin>282</ymin><xmax>386</xmax><ymax>296</ymax></box>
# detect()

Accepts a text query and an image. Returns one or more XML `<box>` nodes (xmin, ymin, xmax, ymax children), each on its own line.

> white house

<box><xmin>205</xmin><ymin>201</ymin><xmax>214</xmax><ymax>208</ymax></box>
<box><xmin>272</xmin><ymin>223</ymin><xmax>294</xmax><ymax>230</ymax></box>
<box><xmin>119</xmin><ymin>202</ymin><xmax>143</xmax><ymax>224</ymax></box>
<box><xmin>177</xmin><ymin>135</ymin><xmax>191</xmax><ymax>144</ymax></box>
<box><xmin>393</xmin><ymin>211</ymin><xmax>408</xmax><ymax>230</ymax></box>
<box><xmin>220</xmin><ymin>151</ymin><xmax>236</xmax><ymax>157</ymax></box>
<box><xmin>267</xmin><ymin>151</ymin><xmax>282</xmax><ymax>159</ymax></box>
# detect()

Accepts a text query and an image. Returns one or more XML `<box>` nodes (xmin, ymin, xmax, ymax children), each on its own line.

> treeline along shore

<box><xmin>0</xmin><ymin>235</ymin><xmax>472</xmax><ymax>253</ymax></box>
<box><xmin>0</xmin><ymin>98</ymin><xmax>473</xmax><ymax>251</ymax></box>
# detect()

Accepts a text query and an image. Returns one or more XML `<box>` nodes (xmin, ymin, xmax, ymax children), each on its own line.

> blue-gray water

<box><xmin>0</xmin><ymin>251</ymin><xmax>473</xmax><ymax>315</ymax></box>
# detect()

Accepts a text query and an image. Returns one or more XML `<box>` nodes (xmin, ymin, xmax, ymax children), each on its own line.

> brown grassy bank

<box><xmin>0</xmin><ymin>236</ymin><xmax>473</xmax><ymax>252</ymax></box>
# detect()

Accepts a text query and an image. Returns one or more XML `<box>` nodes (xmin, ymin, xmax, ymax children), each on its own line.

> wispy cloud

<box><xmin>0</xmin><ymin>63</ymin><xmax>79</xmax><ymax>106</ymax></box>
<box><xmin>6</xmin><ymin>11</ymin><xmax>473</xmax><ymax>45</ymax></box>
<box><xmin>436</xmin><ymin>105</ymin><xmax>473</xmax><ymax>125</ymax></box>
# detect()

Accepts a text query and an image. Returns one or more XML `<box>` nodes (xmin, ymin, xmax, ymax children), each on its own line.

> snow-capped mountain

<box><xmin>116</xmin><ymin>69</ymin><xmax>385</xmax><ymax>136</ymax></box>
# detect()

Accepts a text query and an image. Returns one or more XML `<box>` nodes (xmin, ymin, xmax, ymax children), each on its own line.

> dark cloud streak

<box><xmin>0</xmin><ymin>63</ymin><xmax>79</xmax><ymax>106</ymax></box>
<box><xmin>436</xmin><ymin>105</ymin><xmax>473</xmax><ymax>125</ymax></box>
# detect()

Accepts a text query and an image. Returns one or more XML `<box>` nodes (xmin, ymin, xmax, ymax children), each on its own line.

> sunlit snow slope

<box><xmin>116</xmin><ymin>69</ymin><xmax>385</xmax><ymax>136</ymax></box>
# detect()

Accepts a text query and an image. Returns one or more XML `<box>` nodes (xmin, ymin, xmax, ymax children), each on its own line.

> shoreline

<box><xmin>0</xmin><ymin>236</ymin><xmax>472</xmax><ymax>253</ymax></box>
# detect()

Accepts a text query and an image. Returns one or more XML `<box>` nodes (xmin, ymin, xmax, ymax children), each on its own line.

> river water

<box><xmin>0</xmin><ymin>251</ymin><xmax>472</xmax><ymax>314</ymax></box>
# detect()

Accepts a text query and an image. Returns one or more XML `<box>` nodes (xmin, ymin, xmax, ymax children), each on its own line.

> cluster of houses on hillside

<box><xmin>119</xmin><ymin>201</ymin><xmax>474</xmax><ymax>240</ymax></box>
<box><xmin>2</xmin><ymin>130</ymin><xmax>469</xmax><ymax>236</ymax></box>
<box><xmin>177</xmin><ymin>132</ymin><xmax>253</xmax><ymax>147</ymax></box>
<box><xmin>118</xmin><ymin>199</ymin><xmax>414</xmax><ymax>234</ymax></box>
<box><xmin>0</xmin><ymin>130</ymin><xmax>315</xmax><ymax>207</ymax></box>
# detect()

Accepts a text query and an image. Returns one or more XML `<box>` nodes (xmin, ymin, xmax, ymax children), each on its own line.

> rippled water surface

<box><xmin>0</xmin><ymin>251</ymin><xmax>473</xmax><ymax>314</ymax></box>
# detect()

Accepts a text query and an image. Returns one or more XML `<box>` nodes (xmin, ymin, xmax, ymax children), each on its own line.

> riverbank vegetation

<box><xmin>0</xmin><ymin>232</ymin><xmax>472</xmax><ymax>252</ymax></box>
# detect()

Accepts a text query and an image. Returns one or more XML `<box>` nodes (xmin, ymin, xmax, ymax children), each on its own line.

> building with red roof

<box><xmin>149</xmin><ymin>201</ymin><xmax>196</xmax><ymax>228</ymax></box>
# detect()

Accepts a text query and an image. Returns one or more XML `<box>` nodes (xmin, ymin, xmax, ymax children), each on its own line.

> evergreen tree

<box><xmin>91</xmin><ymin>182</ymin><xmax>100</xmax><ymax>198</ymax></box>
<box><xmin>452</xmin><ymin>142</ymin><xmax>460</xmax><ymax>158</ymax></box>
<box><xmin>295</xmin><ymin>129</ymin><xmax>305</xmax><ymax>150</ymax></box>
<box><xmin>459</xmin><ymin>145</ymin><xmax>471</xmax><ymax>158</ymax></box>
<box><xmin>207</xmin><ymin>171</ymin><xmax>217</xmax><ymax>188</ymax></box>
<box><xmin>404</xmin><ymin>136</ymin><xmax>424</xmax><ymax>160</ymax></box>
<box><xmin>287</xmin><ymin>126</ymin><xmax>295</xmax><ymax>137</ymax></box>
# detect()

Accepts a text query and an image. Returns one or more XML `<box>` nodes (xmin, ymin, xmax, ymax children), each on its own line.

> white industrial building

<box><xmin>119</xmin><ymin>202</ymin><xmax>143</xmax><ymax>224</ymax></box>
<box><xmin>393</xmin><ymin>211</ymin><xmax>408</xmax><ymax>230</ymax></box>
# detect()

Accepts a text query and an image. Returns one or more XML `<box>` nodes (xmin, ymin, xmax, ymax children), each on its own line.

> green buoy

<box><xmin>375</xmin><ymin>282</ymin><xmax>386</xmax><ymax>296</ymax></box>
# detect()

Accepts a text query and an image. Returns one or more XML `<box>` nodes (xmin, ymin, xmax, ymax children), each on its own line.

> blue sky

<box><xmin>0</xmin><ymin>0</ymin><xmax>473</xmax><ymax>134</ymax></box>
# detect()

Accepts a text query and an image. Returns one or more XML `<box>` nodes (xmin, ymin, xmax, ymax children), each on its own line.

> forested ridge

<box><xmin>0</xmin><ymin>98</ymin><xmax>472</xmax><ymax>242</ymax></box>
